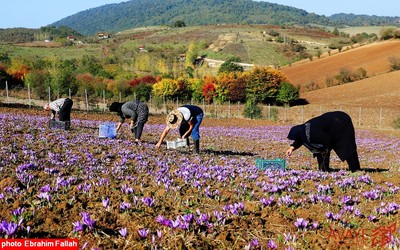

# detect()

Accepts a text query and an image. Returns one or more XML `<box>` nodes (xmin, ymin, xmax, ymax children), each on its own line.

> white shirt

<box><xmin>177</xmin><ymin>107</ymin><xmax>191</xmax><ymax>122</ymax></box>
<box><xmin>49</xmin><ymin>98</ymin><xmax>67</xmax><ymax>112</ymax></box>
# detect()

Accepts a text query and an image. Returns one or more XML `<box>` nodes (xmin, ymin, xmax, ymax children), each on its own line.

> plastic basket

<box><xmin>49</xmin><ymin>120</ymin><xmax>70</xmax><ymax>130</ymax></box>
<box><xmin>256</xmin><ymin>158</ymin><xmax>286</xmax><ymax>171</ymax></box>
<box><xmin>167</xmin><ymin>138</ymin><xmax>187</xmax><ymax>149</ymax></box>
<box><xmin>99</xmin><ymin>122</ymin><xmax>117</xmax><ymax>138</ymax></box>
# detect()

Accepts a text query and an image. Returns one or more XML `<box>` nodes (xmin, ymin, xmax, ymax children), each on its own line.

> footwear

<box><xmin>194</xmin><ymin>140</ymin><xmax>200</xmax><ymax>154</ymax></box>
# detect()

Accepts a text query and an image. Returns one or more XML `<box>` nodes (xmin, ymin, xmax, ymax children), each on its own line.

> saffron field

<box><xmin>0</xmin><ymin>107</ymin><xmax>400</xmax><ymax>249</ymax></box>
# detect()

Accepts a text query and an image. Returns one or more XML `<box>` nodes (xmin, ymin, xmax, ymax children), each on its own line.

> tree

<box><xmin>132</xmin><ymin>83</ymin><xmax>153</xmax><ymax>101</ymax></box>
<box><xmin>246</xmin><ymin>66</ymin><xmax>288</xmax><ymax>103</ymax></box>
<box><xmin>188</xmin><ymin>78</ymin><xmax>204</xmax><ymax>102</ymax></box>
<box><xmin>173</xmin><ymin>20</ymin><xmax>186</xmax><ymax>28</ymax></box>
<box><xmin>202</xmin><ymin>76</ymin><xmax>217</xmax><ymax>104</ymax></box>
<box><xmin>186</xmin><ymin>42</ymin><xmax>199</xmax><ymax>68</ymax></box>
<box><xmin>25</xmin><ymin>69</ymin><xmax>51</xmax><ymax>99</ymax></box>
<box><xmin>215</xmin><ymin>72</ymin><xmax>246</xmax><ymax>103</ymax></box>
<box><xmin>243</xmin><ymin>96</ymin><xmax>262</xmax><ymax>119</ymax></box>
<box><xmin>218</xmin><ymin>57</ymin><xmax>244</xmax><ymax>74</ymax></box>
<box><xmin>276</xmin><ymin>82</ymin><xmax>299</xmax><ymax>106</ymax></box>
<box><xmin>50</xmin><ymin>59</ymin><xmax>77</xmax><ymax>98</ymax></box>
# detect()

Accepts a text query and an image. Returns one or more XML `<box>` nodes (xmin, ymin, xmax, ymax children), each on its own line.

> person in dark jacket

<box><xmin>109</xmin><ymin>101</ymin><xmax>149</xmax><ymax>142</ymax></box>
<box><xmin>285</xmin><ymin>111</ymin><xmax>361</xmax><ymax>172</ymax></box>
<box><xmin>43</xmin><ymin>98</ymin><xmax>73</xmax><ymax>121</ymax></box>
<box><xmin>156</xmin><ymin>105</ymin><xmax>204</xmax><ymax>154</ymax></box>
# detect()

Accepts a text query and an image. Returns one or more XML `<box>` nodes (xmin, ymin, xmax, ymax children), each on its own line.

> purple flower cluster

<box><xmin>294</xmin><ymin>218</ymin><xmax>318</xmax><ymax>231</ymax></box>
<box><xmin>73</xmin><ymin>212</ymin><xmax>96</xmax><ymax>232</ymax></box>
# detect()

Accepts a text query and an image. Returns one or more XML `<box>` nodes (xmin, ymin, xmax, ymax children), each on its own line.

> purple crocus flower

<box><xmin>368</xmin><ymin>215</ymin><xmax>377</xmax><ymax>222</ymax></box>
<box><xmin>283</xmin><ymin>232</ymin><xmax>296</xmax><ymax>243</ymax></box>
<box><xmin>3</xmin><ymin>221</ymin><xmax>18</xmax><ymax>236</ymax></box>
<box><xmin>80</xmin><ymin>212</ymin><xmax>95</xmax><ymax>230</ymax></box>
<box><xmin>138</xmin><ymin>228</ymin><xmax>149</xmax><ymax>239</ymax></box>
<box><xmin>102</xmin><ymin>197</ymin><xmax>110</xmax><ymax>208</ymax></box>
<box><xmin>268</xmin><ymin>239</ymin><xmax>277</xmax><ymax>249</ymax></box>
<box><xmin>294</xmin><ymin>218</ymin><xmax>308</xmax><ymax>230</ymax></box>
<box><xmin>120</xmin><ymin>201</ymin><xmax>131</xmax><ymax>211</ymax></box>
<box><xmin>12</xmin><ymin>207</ymin><xmax>25</xmax><ymax>217</ymax></box>
<box><xmin>156</xmin><ymin>215</ymin><xmax>165</xmax><ymax>224</ymax></box>
<box><xmin>119</xmin><ymin>227</ymin><xmax>127</xmax><ymax>237</ymax></box>
<box><xmin>142</xmin><ymin>197</ymin><xmax>155</xmax><ymax>207</ymax></box>
<box><xmin>39</xmin><ymin>184</ymin><xmax>52</xmax><ymax>193</ymax></box>
<box><xmin>72</xmin><ymin>221</ymin><xmax>84</xmax><ymax>232</ymax></box>
<box><xmin>250</xmin><ymin>238</ymin><xmax>259</xmax><ymax>247</ymax></box>
<box><xmin>260</xmin><ymin>196</ymin><xmax>275</xmax><ymax>206</ymax></box>
<box><xmin>37</xmin><ymin>192</ymin><xmax>51</xmax><ymax>202</ymax></box>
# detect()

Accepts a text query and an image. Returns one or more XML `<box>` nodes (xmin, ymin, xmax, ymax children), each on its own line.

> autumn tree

<box><xmin>202</xmin><ymin>76</ymin><xmax>217</xmax><ymax>104</ymax></box>
<box><xmin>6</xmin><ymin>58</ymin><xmax>29</xmax><ymax>88</ymax></box>
<box><xmin>215</xmin><ymin>72</ymin><xmax>245</xmax><ymax>103</ymax></box>
<box><xmin>245</xmin><ymin>66</ymin><xmax>288</xmax><ymax>104</ymax></box>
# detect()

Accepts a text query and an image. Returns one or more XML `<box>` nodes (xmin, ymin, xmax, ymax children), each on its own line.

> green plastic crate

<box><xmin>256</xmin><ymin>158</ymin><xmax>286</xmax><ymax>170</ymax></box>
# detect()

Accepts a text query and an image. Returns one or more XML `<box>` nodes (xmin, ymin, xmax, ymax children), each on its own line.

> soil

<box><xmin>281</xmin><ymin>40</ymin><xmax>400</xmax><ymax>89</ymax></box>
<box><xmin>1</xmin><ymin>106</ymin><xmax>400</xmax><ymax>249</ymax></box>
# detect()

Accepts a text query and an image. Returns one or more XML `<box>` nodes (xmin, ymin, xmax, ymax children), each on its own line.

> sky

<box><xmin>0</xmin><ymin>0</ymin><xmax>399</xmax><ymax>29</ymax></box>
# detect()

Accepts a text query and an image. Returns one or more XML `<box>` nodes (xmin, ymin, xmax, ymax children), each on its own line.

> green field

<box><xmin>0</xmin><ymin>25</ymin><xmax>392</xmax><ymax>70</ymax></box>
<box><xmin>0</xmin><ymin>44</ymin><xmax>103</xmax><ymax>60</ymax></box>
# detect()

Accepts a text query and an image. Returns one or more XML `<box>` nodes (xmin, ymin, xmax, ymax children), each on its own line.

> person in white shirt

<box><xmin>43</xmin><ymin>98</ymin><xmax>73</xmax><ymax>121</ymax></box>
<box><xmin>156</xmin><ymin>105</ymin><xmax>204</xmax><ymax>154</ymax></box>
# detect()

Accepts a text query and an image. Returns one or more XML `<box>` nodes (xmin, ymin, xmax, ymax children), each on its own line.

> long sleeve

<box><xmin>290</xmin><ymin>140</ymin><xmax>303</xmax><ymax>150</ymax></box>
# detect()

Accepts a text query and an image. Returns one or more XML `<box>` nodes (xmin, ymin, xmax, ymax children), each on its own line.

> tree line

<box><xmin>0</xmin><ymin>53</ymin><xmax>299</xmax><ymax>107</ymax></box>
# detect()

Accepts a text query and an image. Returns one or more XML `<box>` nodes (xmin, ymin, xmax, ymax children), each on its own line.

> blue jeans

<box><xmin>179</xmin><ymin>113</ymin><xmax>203</xmax><ymax>140</ymax></box>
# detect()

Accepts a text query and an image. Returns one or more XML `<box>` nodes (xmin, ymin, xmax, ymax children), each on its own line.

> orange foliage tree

<box><xmin>245</xmin><ymin>66</ymin><xmax>289</xmax><ymax>103</ymax></box>
<box><xmin>202</xmin><ymin>76</ymin><xmax>217</xmax><ymax>104</ymax></box>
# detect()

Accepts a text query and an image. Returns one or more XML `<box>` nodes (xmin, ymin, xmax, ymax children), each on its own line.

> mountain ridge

<box><xmin>51</xmin><ymin>0</ymin><xmax>400</xmax><ymax>35</ymax></box>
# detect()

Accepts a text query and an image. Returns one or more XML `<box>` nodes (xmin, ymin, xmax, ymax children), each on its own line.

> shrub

<box><xmin>394</xmin><ymin>117</ymin><xmax>400</xmax><ymax>129</ymax></box>
<box><xmin>389</xmin><ymin>56</ymin><xmax>400</xmax><ymax>71</ymax></box>
<box><xmin>243</xmin><ymin>97</ymin><xmax>262</xmax><ymax>119</ymax></box>
<box><xmin>276</xmin><ymin>82</ymin><xmax>299</xmax><ymax>106</ymax></box>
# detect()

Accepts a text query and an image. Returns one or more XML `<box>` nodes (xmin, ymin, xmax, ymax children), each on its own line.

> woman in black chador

<box><xmin>285</xmin><ymin>111</ymin><xmax>361</xmax><ymax>172</ymax></box>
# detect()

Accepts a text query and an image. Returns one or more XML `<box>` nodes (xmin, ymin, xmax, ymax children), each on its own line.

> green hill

<box><xmin>51</xmin><ymin>0</ymin><xmax>399</xmax><ymax>35</ymax></box>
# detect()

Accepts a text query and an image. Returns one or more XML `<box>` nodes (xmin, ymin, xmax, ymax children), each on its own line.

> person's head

<box><xmin>287</xmin><ymin>125</ymin><xmax>303</xmax><ymax>141</ymax></box>
<box><xmin>109</xmin><ymin>102</ymin><xmax>124</xmax><ymax>113</ymax></box>
<box><xmin>166</xmin><ymin>109</ymin><xmax>183</xmax><ymax>129</ymax></box>
<box><xmin>43</xmin><ymin>103</ymin><xmax>50</xmax><ymax>111</ymax></box>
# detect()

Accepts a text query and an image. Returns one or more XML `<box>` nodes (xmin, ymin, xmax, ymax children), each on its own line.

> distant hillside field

<box><xmin>300</xmin><ymin>70</ymin><xmax>400</xmax><ymax>109</ymax></box>
<box><xmin>281</xmin><ymin>40</ymin><xmax>400</xmax><ymax>89</ymax></box>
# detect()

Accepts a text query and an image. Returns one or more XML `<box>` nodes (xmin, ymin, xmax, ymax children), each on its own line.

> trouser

<box><xmin>315</xmin><ymin>150</ymin><xmax>330</xmax><ymax>172</ymax></box>
<box><xmin>179</xmin><ymin>113</ymin><xmax>203</xmax><ymax>154</ymax></box>
<box><xmin>131</xmin><ymin>104</ymin><xmax>149</xmax><ymax>140</ymax></box>
<box><xmin>346</xmin><ymin>152</ymin><xmax>361</xmax><ymax>172</ymax></box>
<box><xmin>59</xmin><ymin>98</ymin><xmax>73</xmax><ymax>121</ymax></box>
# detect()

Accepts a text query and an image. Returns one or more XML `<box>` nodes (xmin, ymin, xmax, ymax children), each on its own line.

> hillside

<box><xmin>300</xmin><ymin>70</ymin><xmax>400</xmax><ymax>109</ymax></box>
<box><xmin>281</xmin><ymin>40</ymin><xmax>400</xmax><ymax>89</ymax></box>
<box><xmin>51</xmin><ymin>0</ymin><xmax>400</xmax><ymax>36</ymax></box>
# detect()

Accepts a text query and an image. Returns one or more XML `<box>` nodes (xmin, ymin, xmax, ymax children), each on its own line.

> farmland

<box><xmin>1</xmin><ymin>106</ymin><xmax>400</xmax><ymax>249</ymax></box>
<box><xmin>2</xmin><ymin>23</ymin><xmax>400</xmax><ymax>249</ymax></box>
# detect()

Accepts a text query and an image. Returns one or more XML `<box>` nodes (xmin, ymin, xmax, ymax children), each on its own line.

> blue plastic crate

<box><xmin>256</xmin><ymin>158</ymin><xmax>286</xmax><ymax>170</ymax></box>
<box><xmin>99</xmin><ymin>122</ymin><xmax>117</xmax><ymax>138</ymax></box>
